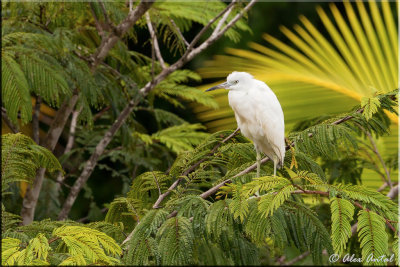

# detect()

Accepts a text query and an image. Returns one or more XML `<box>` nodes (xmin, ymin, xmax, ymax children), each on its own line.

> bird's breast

<box><xmin>228</xmin><ymin>91</ymin><xmax>256</xmax><ymax>135</ymax></box>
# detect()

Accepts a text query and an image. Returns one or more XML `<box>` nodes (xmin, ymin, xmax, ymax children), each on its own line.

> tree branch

<box><xmin>21</xmin><ymin>91</ymin><xmax>79</xmax><ymax>225</ymax></box>
<box><xmin>59</xmin><ymin>1</ymin><xmax>255</xmax><ymax>220</ymax></box>
<box><xmin>169</xmin><ymin>18</ymin><xmax>189</xmax><ymax>48</ymax></box>
<box><xmin>32</xmin><ymin>96</ymin><xmax>42</xmax><ymax>144</ymax></box>
<box><xmin>55</xmin><ymin>106</ymin><xmax>82</xmax><ymax>193</ymax></box>
<box><xmin>1</xmin><ymin>108</ymin><xmax>19</xmax><ymax>133</ymax></box>
<box><xmin>146</xmin><ymin>12</ymin><xmax>166</xmax><ymax>69</ymax></box>
<box><xmin>364</xmin><ymin>130</ymin><xmax>392</xmax><ymax>188</ymax></box>
<box><xmin>90</xmin><ymin>2</ymin><xmax>104</xmax><ymax>36</ymax></box>
<box><xmin>98</xmin><ymin>0</ymin><xmax>113</xmax><ymax>30</ymax></box>
<box><xmin>283</xmin><ymin>251</ymin><xmax>310</xmax><ymax>265</ymax></box>
<box><xmin>91</xmin><ymin>0</ymin><xmax>153</xmax><ymax>69</ymax></box>
<box><xmin>212</xmin><ymin>0</ymin><xmax>236</xmax><ymax>37</ymax></box>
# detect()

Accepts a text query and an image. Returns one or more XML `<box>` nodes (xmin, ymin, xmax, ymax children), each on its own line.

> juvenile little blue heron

<box><xmin>206</xmin><ymin>72</ymin><xmax>285</xmax><ymax>177</ymax></box>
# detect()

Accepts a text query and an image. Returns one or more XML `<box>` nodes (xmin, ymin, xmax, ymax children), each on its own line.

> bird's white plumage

<box><xmin>225</xmin><ymin>72</ymin><xmax>285</xmax><ymax>167</ymax></box>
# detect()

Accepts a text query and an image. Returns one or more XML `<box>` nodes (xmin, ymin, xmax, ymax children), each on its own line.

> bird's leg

<box><xmin>273</xmin><ymin>155</ymin><xmax>277</xmax><ymax>177</ymax></box>
<box><xmin>254</xmin><ymin>146</ymin><xmax>261</xmax><ymax>197</ymax></box>
<box><xmin>256</xmin><ymin>148</ymin><xmax>261</xmax><ymax>178</ymax></box>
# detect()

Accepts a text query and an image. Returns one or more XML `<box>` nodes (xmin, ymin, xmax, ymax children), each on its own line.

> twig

<box><xmin>32</xmin><ymin>96</ymin><xmax>42</xmax><ymax>144</ymax></box>
<box><xmin>146</xmin><ymin>12</ymin><xmax>166</xmax><ymax>69</ymax></box>
<box><xmin>283</xmin><ymin>251</ymin><xmax>310</xmax><ymax>265</ymax></box>
<box><xmin>91</xmin><ymin>0</ymin><xmax>153</xmax><ymax>69</ymax></box>
<box><xmin>93</xmin><ymin>106</ymin><xmax>111</xmax><ymax>121</ymax></box>
<box><xmin>129</xmin><ymin>0</ymin><xmax>133</xmax><ymax>12</ymax></box>
<box><xmin>55</xmin><ymin>106</ymin><xmax>82</xmax><ymax>192</ymax></box>
<box><xmin>386</xmin><ymin>184</ymin><xmax>398</xmax><ymax>199</ymax></box>
<box><xmin>151</xmin><ymin>172</ymin><xmax>162</xmax><ymax>197</ymax></box>
<box><xmin>98</xmin><ymin>0</ymin><xmax>113</xmax><ymax>30</ymax></box>
<box><xmin>169</xmin><ymin>18</ymin><xmax>189</xmax><ymax>48</ymax></box>
<box><xmin>377</xmin><ymin>182</ymin><xmax>389</xmax><ymax>192</ymax></box>
<box><xmin>65</xmin><ymin>106</ymin><xmax>82</xmax><ymax>153</ymax></box>
<box><xmin>90</xmin><ymin>2</ymin><xmax>104</xmax><ymax>36</ymax></box>
<box><xmin>212</xmin><ymin>0</ymin><xmax>236</xmax><ymax>37</ymax></box>
<box><xmin>77</xmin><ymin>207</ymin><xmax>108</xmax><ymax>223</ymax></box>
<box><xmin>48</xmin><ymin>237</ymin><xmax>60</xmax><ymax>245</ymax></box>
<box><xmin>1</xmin><ymin>108</ymin><xmax>19</xmax><ymax>133</ymax></box>
<box><xmin>184</xmin><ymin>1</ymin><xmax>237</xmax><ymax>56</ymax></box>
<box><xmin>364</xmin><ymin>130</ymin><xmax>392</xmax><ymax>188</ymax></box>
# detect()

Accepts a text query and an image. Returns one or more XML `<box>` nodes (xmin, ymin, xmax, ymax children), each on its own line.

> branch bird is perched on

<box><xmin>206</xmin><ymin>72</ymin><xmax>285</xmax><ymax>177</ymax></box>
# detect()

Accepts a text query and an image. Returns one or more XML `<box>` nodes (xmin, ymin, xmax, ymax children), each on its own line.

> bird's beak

<box><xmin>205</xmin><ymin>82</ymin><xmax>229</xmax><ymax>92</ymax></box>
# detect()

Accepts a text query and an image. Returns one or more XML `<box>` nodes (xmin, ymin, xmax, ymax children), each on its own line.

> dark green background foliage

<box><xmin>1</xmin><ymin>1</ymin><xmax>398</xmax><ymax>266</ymax></box>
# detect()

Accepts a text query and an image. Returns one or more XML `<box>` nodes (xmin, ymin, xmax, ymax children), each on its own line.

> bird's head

<box><xmin>205</xmin><ymin>71</ymin><xmax>253</xmax><ymax>92</ymax></box>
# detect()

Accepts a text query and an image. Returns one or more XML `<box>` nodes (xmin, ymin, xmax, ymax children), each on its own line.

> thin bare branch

<box><xmin>32</xmin><ymin>96</ymin><xmax>42</xmax><ymax>144</ymax></box>
<box><xmin>185</xmin><ymin>0</ymin><xmax>257</xmax><ymax>62</ymax></box>
<box><xmin>146</xmin><ymin>12</ymin><xmax>166</xmax><ymax>69</ymax></box>
<box><xmin>90</xmin><ymin>2</ymin><xmax>104</xmax><ymax>36</ymax></box>
<box><xmin>55</xmin><ymin>106</ymin><xmax>82</xmax><ymax>192</ymax></box>
<box><xmin>185</xmin><ymin>1</ymin><xmax>237</xmax><ymax>54</ymax></box>
<box><xmin>129</xmin><ymin>0</ymin><xmax>133</xmax><ymax>12</ymax></box>
<box><xmin>1</xmin><ymin>108</ymin><xmax>19</xmax><ymax>133</ymax></box>
<box><xmin>283</xmin><ymin>251</ymin><xmax>310</xmax><ymax>266</ymax></box>
<box><xmin>386</xmin><ymin>184</ymin><xmax>398</xmax><ymax>199</ymax></box>
<box><xmin>91</xmin><ymin>0</ymin><xmax>153</xmax><ymax>69</ymax></box>
<box><xmin>152</xmin><ymin>172</ymin><xmax>162</xmax><ymax>197</ymax></box>
<box><xmin>212</xmin><ymin>0</ymin><xmax>236</xmax><ymax>37</ymax></box>
<box><xmin>98</xmin><ymin>0</ymin><xmax>113</xmax><ymax>29</ymax></box>
<box><xmin>65</xmin><ymin>106</ymin><xmax>81</xmax><ymax>153</ymax></box>
<box><xmin>365</xmin><ymin>130</ymin><xmax>392</xmax><ymax>188</ymax></box>
<box><xmin>77</xmin><ymin>207</ymin><xmax>108</xmax><ymax>223</ymax></box>
<box><xmin>377</xmin><ymin>182</ymin><xmax>389</xmax><ymax>192</ymax></box>
<box><xmin>169</xmin><ymin>18</ymin><xmax>189</xmax><ymax>48</ymax></box>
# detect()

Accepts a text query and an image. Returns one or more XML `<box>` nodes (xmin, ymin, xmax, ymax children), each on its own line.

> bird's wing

<box><xmin>250</xmin><ymin>81</ymin><xmax>285</xmax><ymax>163</ymax></box>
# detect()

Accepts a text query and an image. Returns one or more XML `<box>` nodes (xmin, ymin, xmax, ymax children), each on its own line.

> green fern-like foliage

<box><xmin>1</xmin><ymin>133</ymin><xmax>62</xmax><ymax>195</ymax></box>
<box><xmin>2</xmin><ymin>32</ymin><xmax>71</xmax><ymax>123</ymax></box>
<box><xmin>135</xmin><ymin>123</ymin><xmax>210</xmax><ymax>154</ymax></box>
<box><xmin>2</xmin><ymin>51</ymin><xmax>32</xmax><ymax>124</ymax></box>
<box><xmin>357</xmin><ymin>210</ymin><xmax>389</xmax><ymax>266</ymax></box>
<box><xmin>361</xmin><ymin>96</ymin><xmax>382</xmax><ymax>121</ymax></box>
<box><xmin>122</xmin><ymin>209</ymin><xmax>168</xmax><ymax>265</ymax></box>
<box><xmin>53</xmin><ymin>225</ymin><xmax>122</xmax><ymax>265</ymax></box>
<box><xmin>330</xmin><ymin>197</ymin><xmax>355</xmax><ymax>255</ymax></box>
<box><xmin>2</xmin><ymin>224</ymin><xmax>122</xmax><ymax>266</ymax></box>
<box><xmin>156</xmin><ymin>217</ymin><xmax>195</xmax><ymax>265</ymax></box>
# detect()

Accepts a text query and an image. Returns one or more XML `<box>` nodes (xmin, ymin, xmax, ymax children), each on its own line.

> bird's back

<box><xmin>228</xmin><ymin>80</ymin><xmax>285</xmax><ymax>166</ymax></box>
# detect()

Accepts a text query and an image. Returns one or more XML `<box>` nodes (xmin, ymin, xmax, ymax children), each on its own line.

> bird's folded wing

<box><xmin>251</xmin><ymin>84</ymin><xmax>285</xmax><ymax>164</ymax></box>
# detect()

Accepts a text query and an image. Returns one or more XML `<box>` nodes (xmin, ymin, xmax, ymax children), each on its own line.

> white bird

<box><xmin>206</xmin><ymin>71</ymin><xmax>285</xmax><ymax>177</ymax></box>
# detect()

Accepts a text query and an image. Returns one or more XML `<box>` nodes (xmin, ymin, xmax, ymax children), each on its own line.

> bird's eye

<box><xmin>234</xmin><ymin>80</ymin><xmax>239</xmax><ymax>84</ymax></box>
